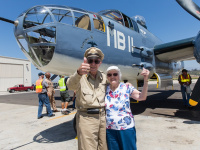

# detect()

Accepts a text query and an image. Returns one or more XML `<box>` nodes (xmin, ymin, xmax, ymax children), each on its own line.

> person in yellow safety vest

<box><xmin>36</xmin><ymin>72</ymin><xmax>55</xmax><ymax>119</ymax></box>
<box><xmin>178</xmin><ymin>69</ymin><xmax>192</xmax><ymax>108</ymax></box>
<box><xmin>58</xmin><ymin>75</ymin><xmax>71</xmax><ymax>114</ymax></box>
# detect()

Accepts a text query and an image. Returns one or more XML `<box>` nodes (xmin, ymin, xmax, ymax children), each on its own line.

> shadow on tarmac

<box><xmin>131</xmin><ymin>90</ymin><xmax>178</xmax><ymax>115</ymax></box>
<box><xmin>131</xmin><ymin>90</ymin><xmax>200</xmax><ymax>122</ymax></box>
<box><xmin>10</xmin><ymin>120</ymin><xmax>76</xmax><ymax>150</ymax></box>
<box><xmin>33</xmin><ymin>119</ymin><xmax>76</xmax><ymax>143</ymax></box>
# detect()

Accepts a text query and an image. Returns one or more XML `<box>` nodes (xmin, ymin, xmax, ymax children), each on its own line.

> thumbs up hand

<box><xmin>77</xmin><ymin>57</ymin><xmax>90</xmax><ymax>75</ymax></box>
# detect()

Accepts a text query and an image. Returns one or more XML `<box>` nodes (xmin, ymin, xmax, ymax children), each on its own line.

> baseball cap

<box><xmin>38</xmin><ymin>72</ymin><xmax>44</xmax><ymax>76</ymax></box>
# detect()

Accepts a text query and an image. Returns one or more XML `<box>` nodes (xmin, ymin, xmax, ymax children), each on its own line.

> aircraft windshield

<box><xmin>99</xmin><ymin>10</ymin><xmax>123</xmax><ymax>25</ymax></box>
<box><xmin>51</xmin><ymin>9</ymin><xmax>73</xmax><ymax>25</ymax></box>
<box><xmin>24</xmin><ymin>7</ymin><xmax>53</xmax><ymax>29</ymax></box>
<box><xmin>74</xmin><ymin>12</ymin><xmax>91</xmax><ymax>30</ymax></box>
<box><xmin>93</xmin><ymin>15</ymin><xmax>105</xmax><ymax>32</ymax></box>
<box><xmin>16</xmin><ymin>6</ymin><xmax>57</xmax><ymax>67</ymax></box>
<box><xmin>17</xmin><ymin>6</ymin><xmax>92</xmax><ymax>68</ymax></box>
<box><xmin>134</xmin><ymin>15</ymin><xmax>147</xmax><ymax>29</ymax></box>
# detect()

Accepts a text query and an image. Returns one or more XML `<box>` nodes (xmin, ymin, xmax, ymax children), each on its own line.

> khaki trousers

<box><xmin>48</xmin><ymin>93</ymin><xmax>57</xmax><ymax>111</ymax></box>
<box><xmin>76</xmin><ymin>110</ymin><xmax>108</xmax><ymax>150</ymax></box>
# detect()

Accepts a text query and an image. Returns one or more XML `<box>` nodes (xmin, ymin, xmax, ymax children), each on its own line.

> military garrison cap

<box><xmin>84</xmin><ymin>47</ymin><xmax>104</xmax><ymax>60</ymax></box>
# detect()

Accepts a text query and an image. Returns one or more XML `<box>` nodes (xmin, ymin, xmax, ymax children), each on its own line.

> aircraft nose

<box><xmin>14</xmin><ymin>6</ymin><xmax>56</xmax><ymax>68</ymax></box>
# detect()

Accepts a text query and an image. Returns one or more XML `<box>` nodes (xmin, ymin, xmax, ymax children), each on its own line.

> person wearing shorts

<box><xmin>58</xmin><ymin>75</ymin><xmax>71</xmax><ymax>114</ymax></box>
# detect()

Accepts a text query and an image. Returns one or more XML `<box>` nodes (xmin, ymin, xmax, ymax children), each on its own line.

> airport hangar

<box><xmin>0</xmin><ymin>56</ymin><xmax>31</xmax><ymax>92</ymax></box>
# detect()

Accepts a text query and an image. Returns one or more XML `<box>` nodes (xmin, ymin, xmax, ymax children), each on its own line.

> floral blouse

<box><xmin>105</xmin><ymin>82</ymin><xmax>135</xmax><ymax>130</ymax></box>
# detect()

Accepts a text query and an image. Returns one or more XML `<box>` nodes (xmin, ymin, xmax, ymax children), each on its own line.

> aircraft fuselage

<box><xmin>14</xmin><ymin>5</ymin><xmax>183</xmax><ymax>86</ymax></box>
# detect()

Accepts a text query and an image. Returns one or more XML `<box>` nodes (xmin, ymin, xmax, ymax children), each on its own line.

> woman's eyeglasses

<box><xmin>87</xmin><ymin>59</ymin><xmax>100</xmax><ymax>64</ymax></box>
<box><xmin>107</xmin><ymin>73</ymin><xmax>118</xmax><ymax>77</ymax></box>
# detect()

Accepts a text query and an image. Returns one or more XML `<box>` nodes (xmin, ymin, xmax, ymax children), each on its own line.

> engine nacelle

<box><xmin>194</xmin><ymin>31</ymin><xmax>200</xmax><ymax>63</ymax></box>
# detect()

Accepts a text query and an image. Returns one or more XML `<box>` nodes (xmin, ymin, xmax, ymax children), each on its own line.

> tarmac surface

<box><xmin>0</xmin><ymin>80</ymin><xmax>200</xmax><ymax>150</ymax></box>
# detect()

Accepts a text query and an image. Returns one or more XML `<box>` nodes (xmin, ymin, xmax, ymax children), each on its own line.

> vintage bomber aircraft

<box><xmin>0</xmin><ymin>0</ymin><xmax>200</xmax><ymax>105</ymax></box>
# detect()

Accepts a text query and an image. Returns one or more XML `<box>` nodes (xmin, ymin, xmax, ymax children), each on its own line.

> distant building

<box><xmin>0</xmin><ymin>56</ymin><xmax>31</xmax><ymax>91</ymax></box>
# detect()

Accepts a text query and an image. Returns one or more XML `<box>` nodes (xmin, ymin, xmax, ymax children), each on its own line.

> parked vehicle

<box><xmin>7</xmin><ymin>84</ymin><xmax>34</xmax><ymax>93</ymax></box>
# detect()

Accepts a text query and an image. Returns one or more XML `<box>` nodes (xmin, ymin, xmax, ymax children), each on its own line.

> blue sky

<box><xmin>0</xmin><ymin>0</ymin><xmax>200</xmax><ymax>83</ymax></box>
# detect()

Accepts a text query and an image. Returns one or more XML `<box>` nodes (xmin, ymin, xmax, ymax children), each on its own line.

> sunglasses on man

<box><xmin>87</xmin><ymin>58</ymin><xmax>101</xmax><ymax>64</ymax></box>
<box><xmin>107</xmin><ymin>73</ymin><xmax>118</xmax><ymax>77</ymax></box>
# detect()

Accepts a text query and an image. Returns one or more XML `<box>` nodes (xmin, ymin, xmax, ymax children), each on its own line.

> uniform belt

<box><xmin>87</xmin><ymin>108</ymin><xmax>105</xmax><ymax>114</ymax></box>
<box><xmin>79</xmin><ymin>107</ymin><xmax>105</xmax><ymax>114</ymax></box>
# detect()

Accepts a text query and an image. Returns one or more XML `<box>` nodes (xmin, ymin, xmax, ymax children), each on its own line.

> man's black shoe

<box><xmin>38</xmin><ymin>116</ymin><xmax>43</xmax><ymax>119</ymax></box>
<box><xmin>49</xmin><ymin>114</ymin><xmax>55</xmax><ymax>117</ymax></box>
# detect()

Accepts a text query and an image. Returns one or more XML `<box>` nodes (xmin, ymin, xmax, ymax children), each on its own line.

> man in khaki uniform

<box><xmin>67</xmin><ymin>47</ymin><xmax>107</xmax><ymax>150</ymax></box>
<box><xmin>45</xmin><ymin>72</ymin><xmax>59</xmax><ymax>112</ymax></box>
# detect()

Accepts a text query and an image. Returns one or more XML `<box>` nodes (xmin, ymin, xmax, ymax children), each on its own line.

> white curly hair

<box><xmin>106</xmin><ymin>66</ymin><xmax>122</xmax><ymax>80</ymax></box>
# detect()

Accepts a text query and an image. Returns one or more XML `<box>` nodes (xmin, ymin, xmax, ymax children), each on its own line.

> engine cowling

<box><xmin>194</xmin><ymin>31</ymin><xmax>200</xmax><ymax>63</ymax></box>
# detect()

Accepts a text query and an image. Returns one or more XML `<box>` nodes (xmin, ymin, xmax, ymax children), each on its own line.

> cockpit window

<box><xmin>17</xmin><ymin>35</ymin><xmax>41</xmax><ymax>67</ymax></box>
<box><xmin>134</xmin><ymin>15</ymin><xmax>147</xmax><ymax>29</ymax></box>
<box><xmin>130</xmin><ymin>19</ymin><xmax>139</xmax><ymax>32</ymax></box>
<box><xmin>24</xmin><ymin>6</ymin><xmax>53</xmax><ymax>29</ymax></box>
<box><xmin>26</xmin><ymin>27</ymin><xmax>56</xmax><ymax>44</ymax></box>
<box><xmin>99</xmin><ymin>10</ymin><xmax>123</xmax><ymax>25</ymax></box>
<box><xmin>126</xmin><ymin>17</ymin><xmax>132</xmax><ymax>29</ymax></box>
<box><xmin>122</xmin><ymin>14</ymin><xmax>130</xmax><ymax>28</ymax></box>
<box><xmin>93</xmin><ymin>15</ymin><xmax>105</xmax><ymax>32</ymax></box>
<box><xmin>74</xmin><ymin>12</ymin><xmax>91</xmax><ymax>30</ymax></box>
<box><xmin>32</xmin><ymin>46</ymin><xmax>55</xmax><ymax>66</ymax></box>
<box><xmin>122</xmin><ymin>13</ymin><xmax>139</xmax><ymax>32</ymax></box>
<box><xmin>51</xmin><ymin>9</ymin><xmax>73</xmax><ymax>25</ymax></box>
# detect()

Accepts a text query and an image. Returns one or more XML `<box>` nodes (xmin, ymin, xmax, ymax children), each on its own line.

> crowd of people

<box><xmin>35</xmin><ymin>72</ymin><xmax>75</xmax><ymax>119</ymax></box>
<box><xmin>35</xmin><ymin>47</ymin><xmax>193</xmax><ymax>150</ymax></box>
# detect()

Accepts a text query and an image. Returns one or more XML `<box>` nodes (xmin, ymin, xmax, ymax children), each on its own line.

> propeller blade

<box><xmin>50</xmin><ymin>74</ymin><xmax>58</xmax><ymax>81</ymax></box>
<box><xmin>176</xmin><ymin>0</ymin><xmax>200</xmax><ymax>21</ymax></box>
<box><xmin>189</xmin><ymin>77</ymin><xmax>200</xmax><ymax>106</ymax></box>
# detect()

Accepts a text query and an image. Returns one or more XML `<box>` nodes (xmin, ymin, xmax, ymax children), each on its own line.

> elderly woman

<box><xmin>105</xmin><ymin>66</ymin><xmax>149</xmax><ymax>150</ymax></box>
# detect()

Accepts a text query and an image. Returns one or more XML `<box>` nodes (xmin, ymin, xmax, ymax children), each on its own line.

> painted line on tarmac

<box><xmin>130</xmin><ymin>101</ymin><xmax>139</xmax><ymax>103</ymax></box>
<box><xmin>47</xmin><ymin>111</ymin><xmax>76</xmax><ymax>121</ymax></box>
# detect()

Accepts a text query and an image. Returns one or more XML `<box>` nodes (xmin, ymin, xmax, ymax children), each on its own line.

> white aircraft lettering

<box><xmin>117</xmin><ymin>31</ymin><xmax>125</xmax><ymax>50</ymax></box>
<box><xmin>107</xmin><ymin>26</ymin><xmax>134</xmax><ymax>52</ymax></box>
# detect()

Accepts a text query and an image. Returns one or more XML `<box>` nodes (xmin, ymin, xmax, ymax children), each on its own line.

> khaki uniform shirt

<box><xmin>45</xmin><ymin>78</ymin><xmax>55</xmax><ymax>93</ymax></box>
<box><xmin>67</xmin><ymin>70</ymin><xmax>107</xmax><ymax>110</ymax></box>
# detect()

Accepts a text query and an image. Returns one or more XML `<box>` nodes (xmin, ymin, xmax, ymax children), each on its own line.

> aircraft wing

<box><xmin>154</xmin><ymin>37</ymin><xmax>195</xmax><ymax>63</ymax></box>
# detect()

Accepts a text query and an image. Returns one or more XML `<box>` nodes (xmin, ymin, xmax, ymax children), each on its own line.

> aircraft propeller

<box><xmin>176</xmin><ymin>0</ymin><xmax>200</xmax><ymax>21</ymax></box>
<box><xmin>176</xmin><ymin>0</ymin><xmax>200</xmax><ymax>106</ymax></box>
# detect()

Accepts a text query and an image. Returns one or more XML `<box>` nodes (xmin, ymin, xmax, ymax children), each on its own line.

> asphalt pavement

<box><xmin>0</xmin><ymin>81</ymin><xmax>200</xmax><ymax>150</ymax></box>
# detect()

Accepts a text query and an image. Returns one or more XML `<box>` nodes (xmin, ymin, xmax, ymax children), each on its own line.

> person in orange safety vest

<box><xmin>36</xmin><ymin>72</ymin><xmax>55</xmax><ymax>119</ymax></box>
